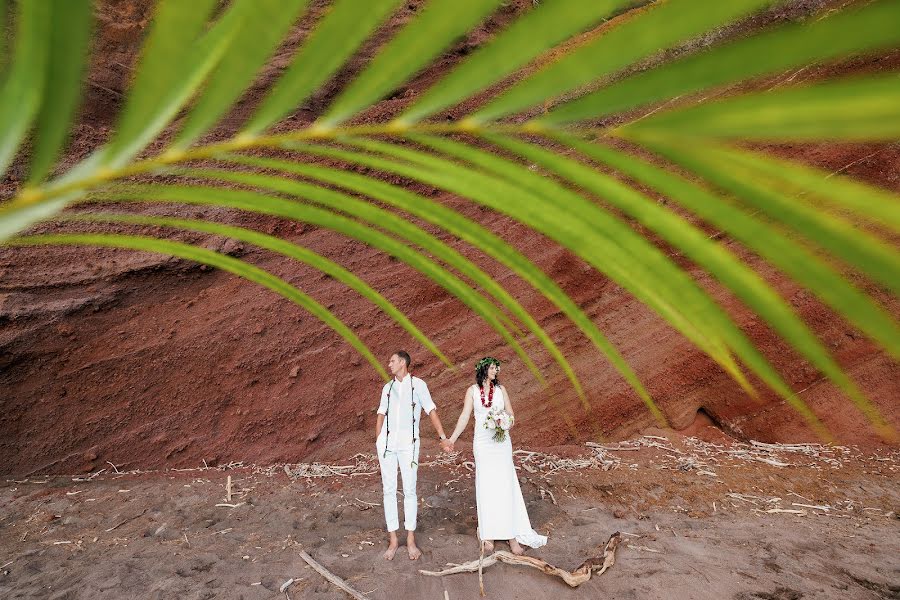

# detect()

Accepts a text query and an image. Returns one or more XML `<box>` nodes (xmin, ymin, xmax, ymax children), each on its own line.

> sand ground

<box><xmin>1</xmin><ymin>434</ymin><xmax>898</xmax><ymax>599</ymax></box>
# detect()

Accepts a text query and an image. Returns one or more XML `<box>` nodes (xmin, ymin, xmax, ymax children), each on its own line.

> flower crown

<box><xmin>475</xmin><ymin>357</ymin><xmax>501</xmax><ymax>372</ymax></box>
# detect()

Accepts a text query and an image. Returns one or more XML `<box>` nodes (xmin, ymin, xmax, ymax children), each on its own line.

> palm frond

<box><xmin>627</xmin><ymin>74</ymin><xmax>900</xmax><ymax>141</ymax></box>
<box><xmin>1</xmin><ymin>0</ymin><xmax>898</xmax><ymax>439</ymax></box>
<box><xmin>103</xmin><ymin>0</ymin><xmax>221</xmax><ymax>168</ymax></box>
<box><xmin>400</xmin><ymin>0</ymin><xmax>637</xmax><ymax>124</ymax></box>
<box><xmin>722</xmin><ymin>149</ymin><xmax>900</xmax><ymax>234</ymax></box>
<box><xmin>320</xmin><ymin>0</ymin><xmax>506</xmax><ymax>127</ymax></box>
<box><xmin>0</xmin><ymin>0</ymin><xmax>49</xmax><ymax>174</ymax></box>
<box><xmin>471</xmin><ymin>0</ymin><xmax>777</xmax><ymax>122</ymax></box>
<box><xmin>543</xmin><ymin>0</ymin><xmax>900</xmax><ymax>124</ymax></box>
<box><xmin>243</xmin><ymin>0</ymin><xmax>405</xmax><ymax>136</ymax></box>
<box><xmin>27</xmin><ymin>0</ymin><xmax>92</xmax><ymax>183</ymax></box>
<box><xmin>172</xmin><ymin>0</ymin><xmax>309</xmax><ymax>149</ymax></box>
<box><xmin>649</xmin><ymin>141</ymin><xmax>900</xmax><ymax>296</ymax></box>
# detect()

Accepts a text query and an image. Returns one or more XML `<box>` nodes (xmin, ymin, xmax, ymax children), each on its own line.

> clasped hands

<box><xmin>440</xmin><ymin>438</ymin><xmax>455</xmax><ymax>453</ymax></box>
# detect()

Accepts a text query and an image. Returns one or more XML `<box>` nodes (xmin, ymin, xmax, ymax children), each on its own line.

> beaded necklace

<box><xmin>480</xmin><ymin>381</ymin><xmax>495</xmax><ymax>408</ymax></box>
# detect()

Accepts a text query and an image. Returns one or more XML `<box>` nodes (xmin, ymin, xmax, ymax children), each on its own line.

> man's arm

<box><xmin>376</xmin><ymin>413</ymin><xmax>385</xmax><ymax>440</ymax></box>
<box><xmin>428</xmin><ymin>408</ymin><xmax>447</xmax><ymax>440</ymax></box>
<box><xmin>418</xmin><ymin>380</ymin><xmax>451</xmax><ymax>451</ymax></box>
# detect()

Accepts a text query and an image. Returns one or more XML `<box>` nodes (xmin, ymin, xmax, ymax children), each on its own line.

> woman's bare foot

<box><xmin>481</xmin><ymin>540</ymin><xmax>494</xmax><ymax>554</ymax></box>
<box><xmin>509</xmin><ymin>539</ymin><xmax>525</xmax><ymax>555</ymax></box>
<box><xmin>407</xmin><ymin>531</ymin><xmax>422</xmax><ymax>560</ymax></box>
<box><xmin>383</xmin><ymin>532</ymin><xmax>399</xmax><ymax>560</ymax></box>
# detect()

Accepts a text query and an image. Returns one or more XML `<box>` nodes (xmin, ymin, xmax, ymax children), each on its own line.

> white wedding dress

<box><xmin>471</xmin><ymin>384</ymin><xmax>547</xmax><ymax>548</ymax></box>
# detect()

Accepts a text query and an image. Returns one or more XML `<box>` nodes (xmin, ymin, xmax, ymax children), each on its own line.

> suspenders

<box><xmin>383</xmin><ymin>376</ymin><xmax>416</xmax><ymax>458</ymax></box>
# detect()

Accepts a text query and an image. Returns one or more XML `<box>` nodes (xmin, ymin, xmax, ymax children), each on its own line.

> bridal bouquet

<box><xmin>484</xmin><ymin>406</ymin><xmax>514</xmax><ymax>442</ymax></box>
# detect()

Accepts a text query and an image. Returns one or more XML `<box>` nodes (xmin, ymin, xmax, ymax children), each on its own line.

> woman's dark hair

<box><xmin>394</xmin><ymin>350</ymin><xmax>411</xmax><ymax>367</ymax></box>
<box><xmin>475</xmin><ymin>357</ymin><xmax>501</xmax><ymax>388</ymax></box>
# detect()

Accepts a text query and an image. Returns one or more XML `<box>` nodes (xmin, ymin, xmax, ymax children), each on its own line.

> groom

<box><xmin>375</xmin><ymin>350</ymin><xmax>451</xmax><ymax>560</ymax></box>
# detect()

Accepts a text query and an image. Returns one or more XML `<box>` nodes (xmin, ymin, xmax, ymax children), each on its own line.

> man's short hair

<box><xmin>394</xmin><ymin>350</ymin><xmax>411</xmax><ymax>367</ymax></box>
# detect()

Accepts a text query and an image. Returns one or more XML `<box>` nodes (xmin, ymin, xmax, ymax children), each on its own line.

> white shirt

<box><xmin>376</xmin><ymin>374</ymin><xmax>436</xmax><ymax>453</ymax></box>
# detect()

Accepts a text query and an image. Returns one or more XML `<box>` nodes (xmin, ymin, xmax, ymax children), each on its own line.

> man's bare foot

<box><xmin>407</xmin><ymin>542</ymin><xmax>422</xmax><ymax>560</ymax></box>
<box><xmin>407</xmin><ymin>532</ymin><xmax>422</xmax><ymax>560</ymax></box>
<box><xmin>383</xmin><ymin>533</ymin><xmax>399</xmax><ymax>560</ymax></box>
<box><xmin>481</xmin><ymin>540</ymin><xmax>494</xmax><ymax>554</ymax></box>
<box><xmin>509</xmin><ymin>539</ymin><xmax>525</xmax><ymax>555</ymax></box>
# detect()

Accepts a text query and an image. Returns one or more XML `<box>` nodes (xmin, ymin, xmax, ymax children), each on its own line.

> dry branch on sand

<box><xmin>420</xmin><ymin>532</ymin><xmax>622</xmax><ymax>594</ymax></box>
<box><xmin>297</xmin><ymin>550</ymin><xmax>367</xmax><ymax>600</ymax></box>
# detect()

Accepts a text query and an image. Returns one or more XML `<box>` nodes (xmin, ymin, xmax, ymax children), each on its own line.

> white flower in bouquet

<box><xmin>484</xmin><ymin>406</ymin><xmax>514</xmax><ymax>442</ymax></box>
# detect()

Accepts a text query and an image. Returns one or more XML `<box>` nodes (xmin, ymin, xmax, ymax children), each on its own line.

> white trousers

<box><xmin>378</xmin><ymin>445</ymin><xmax>418</xmax><ymax>532</ymax></box>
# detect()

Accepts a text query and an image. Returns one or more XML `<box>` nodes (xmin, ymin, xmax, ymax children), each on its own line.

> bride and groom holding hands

<box><xmin>375</xmin><ymin>350</ymin><xmax>547</xmax><ymax>561</ymax></box>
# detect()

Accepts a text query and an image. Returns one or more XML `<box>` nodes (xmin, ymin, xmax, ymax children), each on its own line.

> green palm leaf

<box><xmin>27</xmin><ymin>0</ymin><xmax>92</xmax><ymax>184</ymax></box>
<box><xmin>171</xmin><ymin>0</ymin><xmax>309</xmax><ymax>150</ymax></box>
<box><xmin>628</xmin><ymin>74</ymin><xmax>900</xmax><ymax>141</ymax></box>
<box><xmin>0</xmin><ymin>0</ymin><xmax>49</xmax><ymax>174</ymax></box>
<box><xmin>648</xmin><ymin>141</ymin><xmax>900</xmax><ymax>296</ymax></box>
<box><xmin>0</xmin><ymin>0</ymin><xmax>6</xmax><ymax>69</ymax></box>
<box><xmin>243</xmin><ymin>0</ymin><xmax>405</xmax><ymax>136</ymax></box>
<box><xmin>178</xmin><ymin>168</ymin><xmax>521</xmax><ymax>336</ymax></box>
<box><xmin>594</xmin><ymin>137</ymin><xmax>897</xmax><ymax>439</ymax></box>
<box><xmin>722</xmin><ymin>150</ymin><xmax>900</xmax><ymax>234</ymax></box>
<box><xmin>2</xmin><ymin>0</ymin><xmax>899</xmax><ymax>440</ymax></box>
<box><xmin>544</xmin><ymin>0</ymin><xmax>900</xmax><ymax>124</ymax></box>
<box><xmin>472</xmin><ymin>0</ymin><xmax>775</xmax><ymax>123</ymax></box>
<box><xmin>510</xmin><ymin>132</ymin><xmax>855</xmax><ymax>437</ymax></box>
<box><xmin>640</xmin><ymin>137</ymin><xmax>900</xmax><ymax>360</ymax></box>
<box><xmin>319</xmin><ymin>0</ymin><xmax>506</xmax><ymax>127</ymax></box>
<box><xmin>399</xmin><ymin>0</ymin><xmax>635</xmax><ymax>124</ymax></box>
<box><xmin>105</xmin><ymin>0</ymin><xmax>220</xmax><ymax>167</ymax></box>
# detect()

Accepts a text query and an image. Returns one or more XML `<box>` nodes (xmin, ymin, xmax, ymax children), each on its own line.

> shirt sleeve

<box><xmin>418</xmin><ymin>379</ymin><xmax>437</xmax><ymax>414</ymax></box>
<box><xmin>377</xmin><ymin>383</ymin><xmax>389</xmax><ymax>415</ymax></box>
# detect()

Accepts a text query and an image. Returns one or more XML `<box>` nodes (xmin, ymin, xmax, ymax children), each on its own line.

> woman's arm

<box><xmin>501</xmin><ymin>386</ymin><xmax>514</xmax><ymax>425</ymax></box>
<box><xmin>448</xmin><ymin>387</ymin><xmax>474</xmax><ymax>444</ymax></box>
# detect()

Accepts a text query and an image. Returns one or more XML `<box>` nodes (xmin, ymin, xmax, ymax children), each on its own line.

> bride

<box><xmin>444</xmin><ymin>357</ymin><xmax>547</xmax><ymax>554</ymax></box>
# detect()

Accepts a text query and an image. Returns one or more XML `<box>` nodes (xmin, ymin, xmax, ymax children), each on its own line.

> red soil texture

<box><xmin>1</xmin><ymin>0</ymin><xmax>898</xmax><ymax>477</ymax></box>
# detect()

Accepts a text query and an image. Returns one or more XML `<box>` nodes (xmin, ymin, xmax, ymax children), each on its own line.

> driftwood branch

<box><xmin>420</xmin><ymin>532</ymin><xmax>622</xmax><ymax>589</ymax></box>
<box><xmin>297</xmin><ymin>550</ymin><xmax>367</xmax><ymax>600</ymax></box>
